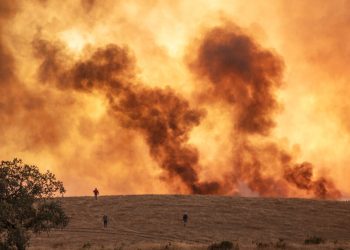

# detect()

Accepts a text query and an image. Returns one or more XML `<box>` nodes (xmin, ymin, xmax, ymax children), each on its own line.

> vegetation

<box><xmin>254</xmin><ymin>241</ymin><xmax>270</xmax><ymax>249</ymax></box>
<box><xmin>208</xmin><ymin>240</ymin><xmax>238</xmax><ymax>250</ymax></box>
<box><xmin>304</xmin><ymin>236</ymin><xmax>325</xmax><ymax>245</ymax></box>
<box><xmin>0</xmin><ymin>158</ymin><xmax>69</xmax><ymax>250</ymax></box>
<box><xmin>252</xmin><ymin>238</ymin><xmax>287</xmax><ymax>249</ymax></box>
<box><xmin>274</xmin><ymin>238</ymin><xmax>286</xmax><ymax>249</ymax></box>
<box><xmin>82</xmin><ymin>242</ymin><xmax>92</xmax><ymax>249</ymax></box>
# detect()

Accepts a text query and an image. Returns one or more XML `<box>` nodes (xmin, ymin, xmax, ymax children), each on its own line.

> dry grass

<box><xmin>28</xmin><ymin>195</ymin><xmax>350</xmax><ymax>249</ymax></box>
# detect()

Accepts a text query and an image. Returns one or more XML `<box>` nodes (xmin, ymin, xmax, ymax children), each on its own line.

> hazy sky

<box><xmin>1</xmin><ymin>0</ymin><xmax>349</xmax><ymax>198</ymax></box>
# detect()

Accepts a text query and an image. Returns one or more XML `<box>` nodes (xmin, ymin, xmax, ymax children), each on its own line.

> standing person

<box><xmin>103</xmin><ymin>215</ymin><xmax>108</xmax><ymax>228</ymax></box>
<box><xmin>93</xmin><ymin>188</ymin><xmax>99</xmax><ymax>200</ymax></box>
<box><xmin>182</xmin><ymin>212</ymin><xmax>188</xmax><ymax>227</ymax></box>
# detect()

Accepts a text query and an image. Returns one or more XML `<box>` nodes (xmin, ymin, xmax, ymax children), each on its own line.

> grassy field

<box><xmin>29</xmin><ymin>195</ymin><xmax>350</xmax><ymax>249</ymax></box>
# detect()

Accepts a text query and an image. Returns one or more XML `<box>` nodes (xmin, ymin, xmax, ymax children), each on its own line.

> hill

<box><xmin>29</xmin><ymin>195</ymin><xmax>350</xmax><ymax>249</ymax></box>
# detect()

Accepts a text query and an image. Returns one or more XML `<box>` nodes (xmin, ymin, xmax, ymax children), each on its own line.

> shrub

<box><xmin>274</xmin><ymin>238</ymin><xmax>286</xmax><ymax>249</ymax></box>
<box><xmin>208</xmin><ymin>240</ymin><xmax>238</xmax><ymax>250</ymax></box>
<box><xmin>255</xmin><ymin>242</ymin><xmax>270</xmax><ymax>248</ymax></box>
<box><xmin>82</xmin><ymin>242</ymin><xmax>92</xmax><ymax>249</ymax></box>
<box><xmin>304</xmin><ymin>236</ymin><xmax>325</xmax><ymax>245</ymax></box>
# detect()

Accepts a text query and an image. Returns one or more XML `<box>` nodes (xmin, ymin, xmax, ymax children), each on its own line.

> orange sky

<box><xmin>1</xmin><ymin>0</ymin><xmax>349</xmax><ymax>198</ymax></box>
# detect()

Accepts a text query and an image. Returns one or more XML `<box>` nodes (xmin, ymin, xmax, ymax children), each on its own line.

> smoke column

<box><xmin>32</xmin><ymin>39</ymin><xmax>221</xmax><ymax>194</ymax></box>
<box><xmin>189</xmin><ymin>24</ymin><xmax>340</xmax><ymax>199</ymax></box>
<box><xmin>0</xmin><ymin>0</ymin><xmax>347</xmax><ymax>198</ymax></box>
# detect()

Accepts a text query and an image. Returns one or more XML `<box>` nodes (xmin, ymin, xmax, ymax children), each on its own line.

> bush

<box><xmin>304</xmin><ymin>236</ymin><xmax>325</xmax><ymax>245</ymax></box>
<box><xmin>274</xmin><ymin>238</ymin><xmax>286</xmax><ymax>249</ymax></box>
<box><xmin>255</xmin><ymin>242</ymin><xmax>270</xmax><ymax>248</ymax></box>
<box><xmin>208</xmin><ymin>240</ymin><xmax>238</xmax><ymax>250</ymax></box>
<box><xmin>82</xmin><ymin>242</ymin><xmax>92</xmax><ymax>249</ymax></box>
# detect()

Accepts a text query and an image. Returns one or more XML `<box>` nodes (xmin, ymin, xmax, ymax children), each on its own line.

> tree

<box><xmin>0</xmin><ymin>159</ymin><xmax>69</xmax><ymax>249</ymax></box>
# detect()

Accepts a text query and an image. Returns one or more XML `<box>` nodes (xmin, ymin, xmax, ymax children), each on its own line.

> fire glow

<box><xmin>1</xmin><ymin>0</ymin><xmax>349</xmax><ymax>198</ymax></box>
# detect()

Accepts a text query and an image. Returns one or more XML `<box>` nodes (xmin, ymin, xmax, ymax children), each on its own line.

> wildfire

<box><xmin>1</xmin><ymin>0</ymin><xmax>349</xmax><ymax>198</ymax></box>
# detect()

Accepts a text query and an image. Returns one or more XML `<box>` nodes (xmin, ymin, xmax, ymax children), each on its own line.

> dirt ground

<box><xmin>29</xmin><ymin>195</ymin><xmax>350</xmax><ymax>249</ymax></box>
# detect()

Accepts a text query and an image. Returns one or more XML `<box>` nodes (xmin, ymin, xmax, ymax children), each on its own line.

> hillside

<box><xmin>29</xmin><ymin>195</ymin><xmax>350</xmax><ymax>249</ymax></box>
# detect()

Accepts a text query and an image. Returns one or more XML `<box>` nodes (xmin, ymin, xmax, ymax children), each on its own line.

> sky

<box><xmin>1</xmin><ymin>0</ymin><xmax>350</xmax><ymax>198</ymax></box>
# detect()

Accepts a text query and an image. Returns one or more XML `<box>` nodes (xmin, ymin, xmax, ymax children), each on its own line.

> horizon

<box><xmin>1</xmin><ymin>0</ymin><xmax>350</xmax><ymax>199</ymax></box>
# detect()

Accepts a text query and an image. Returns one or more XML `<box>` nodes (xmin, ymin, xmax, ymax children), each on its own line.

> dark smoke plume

<box><xmin>190</xmin><ymin>25</ymin><xmax>341</xmax><ymax>199</ymax></box>
<box><xmin>190</xmin><ymin>26</ymin><xmax>283</xmax><ymax>135</ymax></box>
<box><xmin>31</xmin><ymin>22</ymin><xmax>340</xmax><ymax>198</ymax></box>
<box><xmin>33</xmin><ymin>39</ymin><xmax>221</xmax><ymax>194</ymax></box>
<box><xmin>285</xmin><ymin>162</ymin><xmax>341</xmax><ymax>199</ymax></box>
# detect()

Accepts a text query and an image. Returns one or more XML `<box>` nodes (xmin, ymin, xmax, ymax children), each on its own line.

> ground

<box><xmin>29</xmin><ymin>195</ymin><xmax>350</xmax><ymax>249</ymax></box>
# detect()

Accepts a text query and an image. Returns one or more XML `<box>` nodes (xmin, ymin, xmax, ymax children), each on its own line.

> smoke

<box><xmin>0</xmin><ymin>42</ymin><xmax>15</xmax><ymax>87</ymax></box>
<box><xmin>284</xmin><ymin>162</ymin><xmax>341</xmax><ymax>199</ymax></box>
<box><xmin>32</xmin><ymin>39</ymin><xmax>221</xmax><ymax>194</ymax></box>
<box><xmin>189</xmin><ymin>24</ymin><xmax>340</xmax><ymax>199</ymax></box>
<box><xmin>0</xmin><ymin>1</ymin><xmax>82</xmax><ymax>160</ymax></box>
<box><xmin>0</xmin><ymin>0</ymin><xmax>18</xmax><ymax>86</ymax></box>
<box><xmin>189</xmin><ymin>25</ymin><xmax>283</xmax><ymax>135</ymax></box>
<box><xmin>81</xmin><ymin>0</ymin><xmax>95</xmax><ymax>12</ymax></box>
<box><xmin>0</xmin><ymin>1</ymin><xmax>346</xmax><ymax>198</ymax></box>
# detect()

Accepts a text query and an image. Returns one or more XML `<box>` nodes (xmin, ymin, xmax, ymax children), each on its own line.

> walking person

<box><xmin>93</xmin><ymin>188</ymin><xmax>99</xmax><ymax>200</ymax></box>
<box><xmin>103</xmin><ymin>215</ymin><xmax>108</xmax><ymax>228</ymax></box>
<box><xmin>182</xmin><ymin>212</ymin><xmax>188</xmax><ymax>227</ymax></box>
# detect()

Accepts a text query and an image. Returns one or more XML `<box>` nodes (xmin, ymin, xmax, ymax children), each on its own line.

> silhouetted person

<box><xmin>93</xmin><ymin>188</ymin><xmax>99</xmax><ymax>200</ymax></box>
<box><xmin>182</xmin><ymin>212</ymin><xmax>188</xmax><ymax>227</ymax></box>
<box><xmin>103</xmin><ymin>215</ymin><xmax>108</xmax><ymax>228</ymax></box>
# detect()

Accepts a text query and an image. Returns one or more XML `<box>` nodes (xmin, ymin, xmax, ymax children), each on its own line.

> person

<box><xmin>103</xmin><ymin>215</ymin><xmax>108</xmax><ymax>228</ymax></box>
<box><xmin>182</xmin><ymin>212</ymin><xmax>188</xmax><ymax>227</ymax></box>
<box><xmin>93</xmin><ymin>188</ymin><xmax>99</xmax><ymax>200</ymax></box>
